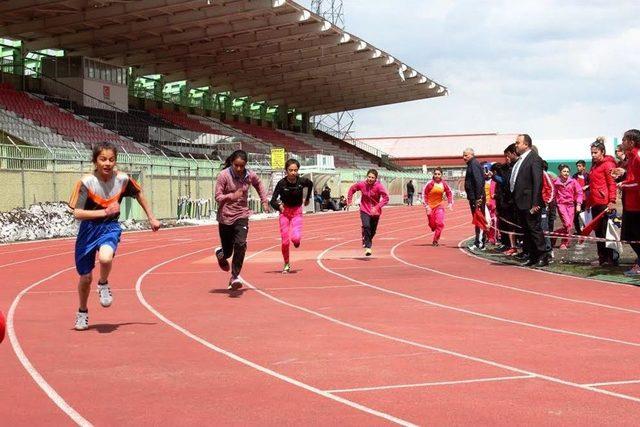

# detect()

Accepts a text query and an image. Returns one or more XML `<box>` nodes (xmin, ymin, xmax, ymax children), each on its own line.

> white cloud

<box><xmin>297</xmin><ymin>1</ymin><xmax>640</xmax><ymax>142</ymax></box>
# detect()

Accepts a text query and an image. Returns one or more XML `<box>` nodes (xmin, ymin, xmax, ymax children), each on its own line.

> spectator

<box><xmin>320</xmin><ymin>185</ymin><xmax>338</xmax><ymax>211</ymax></box>
<box><xmin>553</xmin><ymin>164</ymin><xmax>583</xmax><ymax>249</ymax></box>
<box><xmin>573</xmin><ymin>160</ymin><xmax>589</xmax><ymax>233</ymax></box>
<box><xmin>586</xmin><ymin>137</ymin><xmax>618</xmax><ymax>266</ymax></box>
<box><xmin>615</xmin><ymin>129</ymin><xmax>640</xmax><ymax>276</ymax></box>
<box><xmin>495</xmin><ymin>144</ymin><xmax>519</xmax><ymax>255</ymax></box>
<box><xmin>510</xmin><ymin>134</ymin><xmax>550</xmax><ymax>267</ymax></box>
<box><xmin>406</xmin><ymin>180</ymin><xmax>415</xmax><ymax>206</ymax></box>
<box><xmin>339</xmin><ymin>195</ymin><xmax>348</xmax><ymax>210</ymax></box>
<box><xmin>463</xmin><ymin>148</ymin><xmax>486</xmax><ymax>250</ymax></box>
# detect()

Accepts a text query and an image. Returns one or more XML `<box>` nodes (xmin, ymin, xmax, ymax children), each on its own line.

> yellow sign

<box><xmin>270</xmin><ymin>147</ymin><xmax>286</xmax><ymax>169</ymax></box>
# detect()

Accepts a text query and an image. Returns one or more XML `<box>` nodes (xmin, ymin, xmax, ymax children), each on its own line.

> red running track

<box><xmin>1</xmin><ymin>205</ymin><xmax>640</xmax><ymax>426</ymax></box>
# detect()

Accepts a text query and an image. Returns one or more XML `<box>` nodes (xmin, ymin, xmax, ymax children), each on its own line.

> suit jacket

<box><xmin>512</xmin><ymin>150</ymin><xmax>543</xmax><ymax>210</ymax></box>
<box><xmin>464</xmin><ymin>157</ymin><xmax>485</xmax><ymax>201</ymax></box>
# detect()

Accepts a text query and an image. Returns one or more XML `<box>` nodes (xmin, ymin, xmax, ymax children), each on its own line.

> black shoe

<box><xmin>215</xmin><ymin>247</ymin><xmax>230</xmax><ymax>272</ymax></box>
<box><xmin>522</xmin><ymin>258</ymin><xmax>538</xmax><ymax>267</ymax></box>
<box><xmin>514</xmin><ymin>252</ymin><xmax>529</xmax><ymax>260</ymax></box>
<box><xmin>536</xmin><ymin>254</ymin><xmax>552</xmax><ymax>267</ymax></box>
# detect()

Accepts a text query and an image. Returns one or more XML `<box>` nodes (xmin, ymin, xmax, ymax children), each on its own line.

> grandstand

<box><xmin>0</xmin><ymin>0</ymin><xmax>447</xmax><ymax>214</ymax></box>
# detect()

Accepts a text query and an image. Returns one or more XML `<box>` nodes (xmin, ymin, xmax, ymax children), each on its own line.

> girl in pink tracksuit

<box><xmin>423</xmin><ymin>167</ymin><xmax>453</xmax><ymax>246</ymax></box>
<box><xmin>269</xmin><ymin>159</ymin><xmax>314</xmax><ymax>273</ymax></box>
<box><xmin>347</xmin><ymin>169</ymin><xmax>389</xmax><ymax>256</ymax></box>
<box><xmin>553</xmin><ymin>164</ymin><xmax>583</xmax><ymax>249</ymax></box>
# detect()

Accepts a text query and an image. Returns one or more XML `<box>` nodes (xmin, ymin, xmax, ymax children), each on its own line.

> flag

<box><xmin>472</xmin><ymin>208</ymin><xmax>488</xmax><ymax>231</ymax></box>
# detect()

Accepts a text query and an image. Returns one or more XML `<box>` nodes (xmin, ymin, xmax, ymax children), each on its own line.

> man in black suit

<box><xmin>509</xmin><ymin>134</ymin><xmax>550</xmax><ymax>267</ymax></box>
<box><xmin>463</xmin><ymin>148</ymin><xmax>486</xmax><ymax>250</ymax></box>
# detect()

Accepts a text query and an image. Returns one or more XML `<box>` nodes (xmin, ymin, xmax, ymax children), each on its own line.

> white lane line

<box><xmin>135</xmin><ymin>246</ymin><xmax>417</xmax><ymax>427</ymax></box>
<box><xmin>584</xmin><ymin>379</ymin><xmax>640</xmax><ymax>387</ymax></box>
<box><xmin>388</xmin><ymin>234</ymin><xmax>640</xmax><ymax>315</ymax></box>
<box><xmin>267</xmin><ymin>284</ymin><xmax>365</xmax><ymax>291</ymax></box>
<box><xmin>8</xmin><ymin>266</ymin><xmax>93</xmax><ymax>427</ymax></box>
<box><xmin>241</xmin><ymin>270</ymin><xmax>640</xmax><ymax>404</ymax></box>
<box><xmin>8</xmin><ymin>238</ymin><xmax>217</xmax><ymax>426</ymax></box>
<box><xmin>326</xmin><ymin>375</ymin><xmax>536</xmax><ymax>393</ymax></box>
<box><xmin>26</xmin><ymin>288</ymin><xmax>136</xmax><ymax>295</ymax></box>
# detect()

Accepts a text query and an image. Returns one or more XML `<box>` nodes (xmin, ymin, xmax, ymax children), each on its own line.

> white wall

<box><xmin>82</xmin><ymin>79</ymin><xmax>128</xmax><ymax>112</ymax></box>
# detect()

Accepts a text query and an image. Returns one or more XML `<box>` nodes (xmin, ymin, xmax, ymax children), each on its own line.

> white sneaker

<box><xmin>228</xmin><ymin>276</ymin><xmax>243</xmax><ymax>291</ymax></box>
<box><xmin>75</xmin><ymin>311</ymin><xmax>88</xmax><ymax>331</ymax></box>
<box><xmin>97</xmin><ymin>282</ymin><xmax>113</xmax><ymax>307</ymax></box>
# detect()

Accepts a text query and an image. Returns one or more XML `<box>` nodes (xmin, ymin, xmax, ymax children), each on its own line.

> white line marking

<box><xmin>267</xmin><ymin>284</ymin><xmax>364</xmax><ymax>291</ymax></box>
<box><xmin>135</xmin><ymin>247</ymin><xmax>417</xmax><ymax>427</ymax></box>
<box><xmin>318</xmin><ymin>222</ymin><xmax>640</xmax><ymax>348</ymax></box>
<box><xmin>26</xmin><ymin>288</ymin><xmax>135</xmax><ymax>295</ymax></box>
<box><xmin>241</xmin><ymin>268</ymin><xmax>640</xmax><ymax>404</ymax></box>
<box><xmin>584</xmin><ymin>379</ymin><xmax>640</xmax><ymax>387</ymax></box>
<box><xmin>7</xmin><ymin>267</ymin><xmax>93</xmax><ymax>427</ymax></box>
<box><xmin>387</xmin><ymin>234</ymin><xmax>640</xmax><ymax>315</ymax></box>
<box><xmin>326</xmin><ymin>375</ymin><xmax>535</xmax><ymax>393</ymax></box>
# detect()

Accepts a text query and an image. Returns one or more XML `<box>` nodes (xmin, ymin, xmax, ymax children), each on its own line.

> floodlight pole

<box><xmin>310</xmin><ymin>0</ymin><xmax>354</xmax><ymax>140</ymax></box>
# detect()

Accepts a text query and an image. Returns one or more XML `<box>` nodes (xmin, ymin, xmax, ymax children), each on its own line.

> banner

<box><xmin>270</xmin><ymin>147</ymin><xmax>285</xmax><ymax>169</ymax></box>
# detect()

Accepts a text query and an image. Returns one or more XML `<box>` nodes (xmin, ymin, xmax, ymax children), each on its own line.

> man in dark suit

<box><xmin>509</xmin><ymin>134</ymin><xmax>550</xmax><ymax>266</ymax></box>
<box><xmin>463</xmin><ymin>148</ymin><xmax>486</xmax><ymax>249</ymax></box>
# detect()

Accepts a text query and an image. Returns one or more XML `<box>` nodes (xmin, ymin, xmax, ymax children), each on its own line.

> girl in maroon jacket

<box><xmin>587</xmin><ymin>138</ymin><xmax>618</xmax><ymax>266</ymax></box>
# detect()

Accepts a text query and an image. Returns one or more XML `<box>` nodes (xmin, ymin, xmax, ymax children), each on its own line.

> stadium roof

<box><xmin>0</xmin><ymin>0</ymin><xmax>447</xmax><ymax>114</ymax></box>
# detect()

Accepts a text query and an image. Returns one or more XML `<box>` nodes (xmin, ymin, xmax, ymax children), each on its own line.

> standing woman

<box><xmin>270</xmin><ymin>158</ymin><xmax>313</xmax><ymax>273</ymax></box>
<box><xmin>347</xmin><ymin>169</ymin><xmax>389</xmax><ymax>256</ymax></box>
<box><xmin>423</xmin><ymin>167</ymin><xmax>453</xmax><ymax>246</ymax></box>
<box><xmin>586</xmin><ymin>137</ymin><xmax>618</xmax><ymax>266</ymax></box>
<box><xmin>214</xmin><ymin>150</ymin><xmax>270</xmax><ymax>289</ymax></box>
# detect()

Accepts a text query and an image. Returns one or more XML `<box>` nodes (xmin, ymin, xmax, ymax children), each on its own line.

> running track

<box><xmin>1</xmin><ymin>205</ymin><xmax>640</xmax><ymax>426</ymax></box>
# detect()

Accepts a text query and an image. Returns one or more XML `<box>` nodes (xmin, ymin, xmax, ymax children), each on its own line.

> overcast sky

<box><xmin>299</xmin><ymin>0</ymin><xmax>640</xmax><ymax>140</ymax></box>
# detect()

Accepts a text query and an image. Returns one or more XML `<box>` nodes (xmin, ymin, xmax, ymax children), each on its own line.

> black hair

<box><xmin>576</xmin><ymin>160</ymin><xmax>586</xmax><ymax>167</ymax></box>
<box><xmin>91</xmin><ymin>141</ymin><xmax>118</xmax><ymax>163</ymax></box>
<box><xmin>366</xmin><ymin>169</ymin><xmax>378</xmax><ymax>178</ymax></box>
<box><xmin>504</xmin><ymin>143</ymin><xmax>517</xmax><ymax>154</ymax></box>
<box><xmin>542</xmin><ymin>160</ymin><xmax>548</xmax><ymax>171</ymax></box>
<box><xmin>490</xmin><ymin>162</ymin><xmax>501</xmax><ymax>173</ymax></box>
<box><xmin>433</xmin><ymin>166</ymin><xmax>443</xmax><ymax>174</ymax></box>
<box><xmin>285</xmin><ymin>158</ymin><xmax>300</xmax><ymax>170</ymax></box>
<box><xmin>223</xmin><ymin>149</ymin><xmax>248</xmax><ymax>169</ymax></box>
<box><xmin>558</xmin><ymin>163</ymin><xmax>570</xmax><ymax>172</ymax></box>
<box><xmin>623</xmin><ymin>129</ymin><xmax>640</xmax><ymax>147</ymax></box>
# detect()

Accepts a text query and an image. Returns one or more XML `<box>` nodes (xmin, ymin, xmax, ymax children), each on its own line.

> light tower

<box><xmin>309</xmin><ymin>0</ymin><xmax>355</xmax><ymax>141</ymax></box>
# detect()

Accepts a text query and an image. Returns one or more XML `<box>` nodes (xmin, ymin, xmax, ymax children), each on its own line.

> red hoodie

<box><xmin>621</xmin><ymin>147</ymin><xmax>640</xmax><ymax>211</ymax></box>
<box><xmin>587</xmin><ymin>155</ymin><xmax>617</xmax><ymax>207</ymax></box>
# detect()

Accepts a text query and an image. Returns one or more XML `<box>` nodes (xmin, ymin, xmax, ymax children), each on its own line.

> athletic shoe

<box><xmin>503</xmin><ymin>248</ymin><xmax>518</xmax><ymax>256</ymax></box>
<box><xmin>215</xmin><ymin>247</ymin><xmax>230</xmax><ymax>272</ymax></box>
<box><xmin>365</xmin><ymin>248</ymin><xmax>372</xmax><ymax>256</ymax></box>
<box><xmin>293</xmin><ymin>242</ymin><xmax>300</xmax><ymax>248</ymax></box>
<box><xmin>74</xmin><ymin>311</ymin><xmax>89</xmax><ymax>331</ymax></box>
<box><xmin>432</xmin><ymin>240</ymin><xmax>439</xmax><ymax>247</ymax></box>
<box><xmin>282</xmin><ymin>263</ymin><xmax>291</xmax><ymax>274</ymax></box>
<box><xmin>623</xmin><ymin>264</ymin><xmax>640</xmax><ymax>277</ymax></box>
<box><xmin>228</xmin><ymin>276</ymin><xmax>243</xmax><ymax>290</ymax></box>
<box><xmin>468</xmin><ymin>244</ymin><xmax>479</xmax><ymax>251</ymax></box>
<box><xmin>97</xmin><ymin>282</ymin><xmax>113</xmax><ymax>308</ymax></box>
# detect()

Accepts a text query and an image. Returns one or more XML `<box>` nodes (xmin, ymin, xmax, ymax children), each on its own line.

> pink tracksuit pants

<box><xmin>279</xmin><ymin>206</ymin><xmax>303</xmax><ymax>263</ymax></box>
<box><xmin>555</xmin><ymin>203</ymin><xmax>575</xmax><ymax>247</ymax></box>
<box><xmin>428</xmin><ymin>207</ymin><xmax>445</xmax><ymax>242</ymax></box>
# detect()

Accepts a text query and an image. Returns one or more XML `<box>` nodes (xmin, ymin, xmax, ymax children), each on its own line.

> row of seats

<box><xmin>223</xmin><ymin>120</ymin><xmax>318</xmax><ymax>156</ymax></box>
<box><xmin>0</xmin><ymin>84</ymin><xmax>141</xmax><ymax>153</ymax></box>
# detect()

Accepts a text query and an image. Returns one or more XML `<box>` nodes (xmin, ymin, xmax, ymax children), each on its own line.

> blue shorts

<box><xmin>75</xmin><ymin>220</ymin><xmax>122</xmax><ymax>275</ymax></box>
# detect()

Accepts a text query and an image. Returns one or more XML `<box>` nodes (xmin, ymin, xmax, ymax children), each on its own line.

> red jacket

<box><xmin>622</xmin><ymin>147</ymin><xmax>640</xmax><ymax>211</ymax></box>
<box><xmin>587</xmin><ymin>155</ymin><xmax>617</xmax><ymax>207</ymax></box>
<box><xmin>542</xmin><ymin>171</ymin><xmax>555</xmax><ymax>205</ymax></box>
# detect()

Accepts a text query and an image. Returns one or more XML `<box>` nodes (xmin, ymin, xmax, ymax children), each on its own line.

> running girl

<box><xmin>347</xmin><ymin>169</ymin><xmax>389</xmax><ymax>256</ymax></box>
<box><xmin>553</xmin><ymin>164</ymin><xmax>583</xmax><ymax>249</ymax></box>
<box><xmin>270</xmin><ymin>159</ymin><xmax>313</xmax><ymax>273</ymax></box>
<box><xmin>214</xmin><ymin>150</ymin><xmax>269</xmax><ymax>289</ymax></box>
<box><xmin>423</xmin><ymin>167</ymin><xmax>453</xmax><ymax>246</ymax></box>
<box><xmin>69</xmin><ymin>142</ymin><xmax>160</xmax><ymax>331</ymax></box>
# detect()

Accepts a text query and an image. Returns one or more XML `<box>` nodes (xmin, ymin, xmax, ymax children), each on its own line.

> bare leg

<box><xmin>78</xmin><ymin>273</ymin><xmax>92</xmax><ymax>311</ymax></box>
<box><xmin>97</xmin><ymin>245</ymin><xmax>114</xmax><ymax>284</ymax></box>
